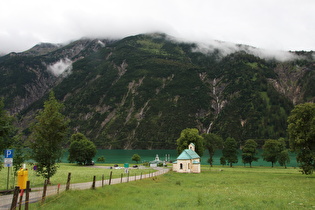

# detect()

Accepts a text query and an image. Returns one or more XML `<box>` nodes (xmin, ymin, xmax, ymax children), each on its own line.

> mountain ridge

<box><xmin>1</xmin><ymin>33</ymin><xmax>314</xmax><ymax>149</ymax></box>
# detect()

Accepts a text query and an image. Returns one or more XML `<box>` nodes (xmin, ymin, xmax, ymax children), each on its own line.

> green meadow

<box><xmin>0</xmin><ymin>163</ymin><xmax>156</xmax><ymax>191</ymax></box>
<box><xmin>30</xmin><ymin>166</ymin><xmax>315</xmax><ymax>209</ymax></box>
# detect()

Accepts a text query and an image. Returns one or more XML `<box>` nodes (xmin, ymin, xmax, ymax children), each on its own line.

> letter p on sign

<box><xmin>4</xmin><ymin>149</ymin><xmax>13</xmax><ymax>158</ymax></box>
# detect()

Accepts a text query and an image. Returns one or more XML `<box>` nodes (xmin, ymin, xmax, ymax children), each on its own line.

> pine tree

<box><xmin>29</xmin><ymin>92</ymin><xmax>69</xmax><ymax>182</ymax></box>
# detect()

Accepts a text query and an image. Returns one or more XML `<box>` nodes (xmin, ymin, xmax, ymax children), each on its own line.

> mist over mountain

<box><xmin>1</xmin><ymin>33</ymin><xmax>314</xmax><ymax>149</ymax></box>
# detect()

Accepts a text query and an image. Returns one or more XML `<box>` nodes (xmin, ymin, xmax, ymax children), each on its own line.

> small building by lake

<box><xmin>172</xmin><ymin>143</ymin><xmax>201</xmax><ymax>173</ymax></box>
<box><xmin>149</xmin><ymin>154</ymin><xmax>164</xmax><ymax>167</ymax></box>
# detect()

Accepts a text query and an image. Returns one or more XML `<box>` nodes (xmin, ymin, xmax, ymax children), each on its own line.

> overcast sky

<box><xmin>1</xmin><ymin>0</ymin><xmax>314</xmax><ymax>54</ymax></box>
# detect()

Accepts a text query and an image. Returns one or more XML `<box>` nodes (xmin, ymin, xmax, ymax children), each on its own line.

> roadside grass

<box><xmin>31</xmin><ymin>166</ymin><xmax>315</xmax><ymax>209</ymax></box>
<box><xmin>0</xmin><ymin>163</ymin><xmax>156</xmax><ymax>190</ymax></box>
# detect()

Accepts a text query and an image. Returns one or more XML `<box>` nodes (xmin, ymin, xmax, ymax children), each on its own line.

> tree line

<box><xmin>1</xmin><ymin>92</ymin><xmax>315</xmax><ymax>186</ymax></box>
<box><xmin>176</xmin><ymin>129</ymin><xmax>290</xmax><ymax>168</ymax></box>
<box><xmin>176</xmin><ymin>102</ymin><xmax>315</xmax><ymax>174</ymax></box>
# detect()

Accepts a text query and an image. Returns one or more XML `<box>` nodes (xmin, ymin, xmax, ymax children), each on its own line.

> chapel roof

<box><xmin>177</xmin><ymin>149</ymin><xmax>200</xmax><ymax>160</ymax></box>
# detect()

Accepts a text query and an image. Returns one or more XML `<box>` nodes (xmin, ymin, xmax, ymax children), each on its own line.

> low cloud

<box><xmin>191</xmin><ymin>40</ymin><xmax>301</xmax><ymax>61</ymax></box>
<box><xmin>47</xmin><ymin>58</ymin><xmax>72</xmax><ymax>77</ymax></box>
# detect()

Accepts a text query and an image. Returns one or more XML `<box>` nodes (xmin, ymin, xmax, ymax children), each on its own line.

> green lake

<box><xmin>61</xmin><ymin>149</ymin><xmax>298</xmax><ymax>167</ymax></box>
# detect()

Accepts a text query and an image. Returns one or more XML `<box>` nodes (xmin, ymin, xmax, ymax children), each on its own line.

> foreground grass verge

<box><xmin>0</xmin><ymin>163</ymin><xmax>156</xmax><ymax>190</ymax></box>
<box><xmin>31</xmin><ymin>166</ymin><xmax>315</xmax><ymax>209</ymax></box>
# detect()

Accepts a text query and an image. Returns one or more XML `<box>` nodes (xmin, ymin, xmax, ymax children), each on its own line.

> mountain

<box><xmin>0</xmin><ymin>33</ymin><xmax>314</xmax><ymax>149</ymax></box>
<box><xmin>0</xmin><ymin>38</ymin><xmax>113</xmax><ymax>114</ymax></box>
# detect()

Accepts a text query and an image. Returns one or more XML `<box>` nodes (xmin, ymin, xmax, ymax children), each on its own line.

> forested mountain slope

<box><xmin>1</xmin><ymin>33</ymin><xmax>314</xmax><ymax>149</ymax></box>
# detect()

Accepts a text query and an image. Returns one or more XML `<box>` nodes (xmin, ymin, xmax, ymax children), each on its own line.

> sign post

<box><xmin>4</xmin><ymin>149</ymin><xmax>13</xmax><ymax>190</ymax></box>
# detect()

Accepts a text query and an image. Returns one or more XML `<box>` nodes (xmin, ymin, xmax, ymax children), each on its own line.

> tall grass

<box><xmin>32</xmin><ymin>166</ymin><xmax>315</xmax><ymax>209</ymax></box>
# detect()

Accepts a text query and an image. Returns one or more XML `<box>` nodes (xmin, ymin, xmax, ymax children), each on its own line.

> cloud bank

<box><xmin>1</xmin><ymin>0</ymin><xmax>315</xmax><ymax>55</ymax></box>
<box><xmin>190</xmin><ymin>40</ymin><xmax>300</xmax><ymax>62</ymax></box>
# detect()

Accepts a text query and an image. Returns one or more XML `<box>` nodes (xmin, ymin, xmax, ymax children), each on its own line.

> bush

<box><xmin>157</xmin><ymin>163</ymin><xmax>164</xmax><ymax>167</ymax></box>
<box><xmin>97</xmin><ymin>156</ymin><xmax>105</xmax><ymax>163</ymax></box>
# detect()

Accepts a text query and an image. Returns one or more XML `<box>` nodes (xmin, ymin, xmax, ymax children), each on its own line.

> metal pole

<box><xmin>18</xmin><ymin>189</ymin><xmax>24</xmax><ymax>210</ymax></box>
<box><xmin>7</xmin><ymin>167</ymin><xmax>10</xmax><ymax>190</ymax></box>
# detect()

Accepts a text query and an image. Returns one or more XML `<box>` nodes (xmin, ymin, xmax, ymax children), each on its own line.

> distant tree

<box><xmin>176</xmin><ymin>128</ymin><xmax>204</xmax><ymax>156</ymax></box>
<box><xmin>97</xmin><ymin>156</ymin><xmax>106</xmax><ymax>163</ymax></box>
<box><xmin>220</xmin><ymin>157</ymin><xmax>226</xmax><ymax>166</ymax></box>
<box><xmin>242</xmin><ymin>139</ymin><xmax>259</xmax><ymax>167</ymax></box>
<box><xmin>278</xmin><ymin>150</ymin><xmax>290</xmax><ymax>169</ymax></box>
<box><xmin>68</xmin><ymin>133</ymin><xmax>97</xmax><ymax>165</ymax></box>
<box><xmin>0</xmin><ymin>98</ymin><xmax>15</xmax><ymax>170</ymax></box>
<box><xmin>277</xmin><ymin>138</ymin><xmax>290</xmax><ymax>169</ymax></box>
<box><xmin>132</xmin><ymin>154</ymin><xmax>141</xmax><ymax>164</ymax></box>
<box><xmin>29</xmin><ymin>92</ymin><xmax>69</xmax><ymax>183</ymax></box>
<box><xmin>287</xmin><ymin>103</ymin><xmax>315</xmax><ymax>174</ymax></box>
<box><xmin>262</xmin><ymin>139</ymin><xmax>279</xmax><ymax>167</ymax></box>
<box><xmin>202</xmin><ymin>133</ymin><xmax>223</xmax><ymax>167</ymax></box>
<box><xmin>222</xmin><ymin>137</ymin><xmax>238</xmax><ymax>167</ymax></box>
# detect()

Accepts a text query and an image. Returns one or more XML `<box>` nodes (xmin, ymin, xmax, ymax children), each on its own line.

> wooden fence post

<box><xmin>140</xmin><ymin>172</ymin><xmax>142</xmax><ymax>180</ymax></box>
<box><xmin>10</xmin><ymin>186</ymin><xmax>20</xmax><ymax>210</ymax></box>
<box><xmin>66</xmin><ymin>173</ymin><xmax>71</xmax><ymax>191</ymax></box>
<box><xmin>127</xmin><ymin>171</ymin><xmax>129</xmax><ymax>182</ymax></box>
<box><xmin>120</xmin><ymin>173</ymin><xmax>123</xmax><ymax>183</ymax></box>
<box><xmin>109</xmin><ymin>171</ymin><xmax>113</xmax><ymax>185</ymax></box>
<box><xmin>92</xmin><ymin>176</ymin><xmax>96</xmax><ymax>189</ymax></box>
<box><xmin>102</xmin><ymin>174</ymin><xmax>104</xmax><ymax>187</ymax></box>
<box><xmin>25</xmin><ymin>181</ymin><xmax>30</xmax><ymax>210</ymax></box>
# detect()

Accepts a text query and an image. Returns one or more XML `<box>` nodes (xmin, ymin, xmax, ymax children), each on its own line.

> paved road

<box><xmin>0</xmin><ymin>167</ymin><xmax>169</xmax><ymax>210</ymax></box>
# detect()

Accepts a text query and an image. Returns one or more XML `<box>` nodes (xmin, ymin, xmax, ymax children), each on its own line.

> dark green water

<box><xmin>61</xmin><ymin>149</ymin><xmax>298</xmax><ymax>167</ymax></box>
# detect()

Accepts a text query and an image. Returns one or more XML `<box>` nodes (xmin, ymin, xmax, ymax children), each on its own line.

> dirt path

<box><xmin>0</xmin><ymin>167</ymin><xmax>169</xmax><ymax>210</ymax></box>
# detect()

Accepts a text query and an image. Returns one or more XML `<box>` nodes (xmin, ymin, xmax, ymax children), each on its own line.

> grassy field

<box><xmin>30</xmin><ymin>166</ymin><xmax>315</xmax><ymax>209</ymax></box>
<box><xmin>0</xmin><ymin>163</ymin><xmax>156</xmax><ymax>191</ymax></box>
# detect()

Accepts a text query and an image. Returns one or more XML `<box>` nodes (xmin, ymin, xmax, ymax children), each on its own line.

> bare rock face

<box><xmin>198</xmin><ymin>72</ymin><xmax>228</xmax><ymax>134</ymax></box>
<box><xmin>10</xmin><ymin>67</ymin><xmax>56</xmax><ymax>114</ymax></box>
<box><xmin>268</xmin><ymin>63</ymin><xmax>308</xmax><ymax>105</ymax></box>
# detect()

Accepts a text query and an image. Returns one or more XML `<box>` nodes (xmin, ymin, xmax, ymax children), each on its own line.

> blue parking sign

<box><xmin>4</xmin><ymin>149</ymin><xmax>13</xmax><ymax>158</ymax></box>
